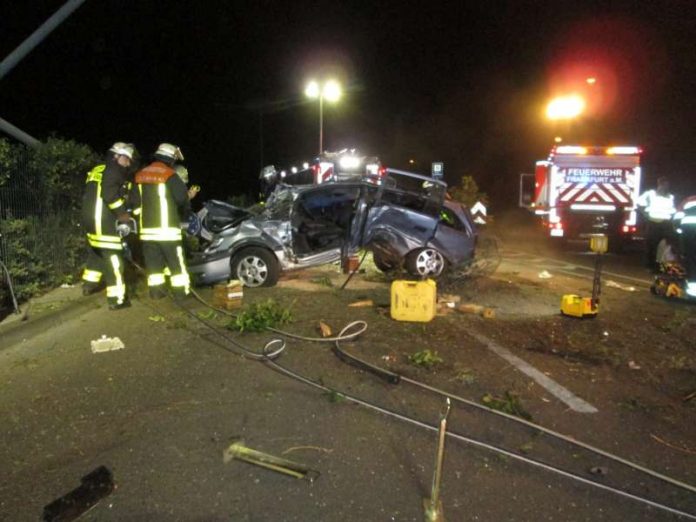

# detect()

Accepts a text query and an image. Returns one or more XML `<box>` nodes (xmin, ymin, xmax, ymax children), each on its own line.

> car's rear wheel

<box><xmin>372</xmin><ymin>251</ymin><xmax>396</xmax><ymax>273</ymax></box>
<box><xmin>406</xmin><ymin>248</ymin><xmax>446</xmax><ymax>278</ymax></box>
<box><xmin>231</xmin><ymin>247</ymin><xmax>280</xmax><ymax>287</ymax></box>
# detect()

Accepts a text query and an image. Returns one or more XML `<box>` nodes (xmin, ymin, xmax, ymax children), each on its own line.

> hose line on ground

<box><xmin>331</xmin><ymin>337</ymin><xmax>696</xmax><ymax>496</ymax></box>
<box><xmin>174</xmin><ymin>292</ymin><xmax>696</xmax><ymax>519</ymax></box>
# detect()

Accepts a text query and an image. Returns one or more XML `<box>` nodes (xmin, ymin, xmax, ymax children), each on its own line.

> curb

<box><xmin>0</xmin><ymin>293</ymin><xmax>101</xmax><ymax>351</ymax></box>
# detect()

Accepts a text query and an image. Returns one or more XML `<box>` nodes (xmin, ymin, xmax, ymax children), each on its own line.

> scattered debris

<box><xmin>59</xmin><ymin>283</ymin><xmax>75</xmax><ymax>289</ymax></box>
<box><xmin>458</xmin><ymin>303</ymin><xmax>484</xmax><ymax>315</ymax></box>
<box><xmin>90</xmin><ymin>336</ymin><xmax>125</xmax><ymax>354</ymax></box>
<box><xmin>606</xmin><ymin>280</ymin><xmax>636</xmax><ymax>292</ymax></box>
<box><xmin>456</xmin><ymin>303</ymin><xmax>496</xmax><ymax>319</ymax></box>
<box><xmin>42</xmin><ymin>466</ymin><xmax>114</xmax><ymax>522</ymax></box>
<box><xmin>348</xmin><ymin>299</ymin><xmax>374</xmax><ymax>308</ymax></box>
<box><xmin>381</xmin><ymin>354</ymin><xmax>397</xmax><ymax>363</ymax></box>
<box><xmin>223</xmin><ymin>440</ymin><xmax>319</xmax><ymax>481</ymax></box>
<box><xmin>481</xmin><ymin>391</ymin><xmax>532</xmax><ymax>420</ymax></box>
<box><xmin>318</xmin><ymin>321</ymin><xmax>332</xmax><ymax>338</ymax></box>
<box><xmin>213</xmin><ymin>280</ymin><xmax>244</xmax><ymax>310</ymax></box>
<box><xmin>148</xmin><ymin>315</ymin><xmax>166</xmax><ymax>322</ymax></box>
<box><xmin>437</xmin><ymin>293</ymin><xmax>461</xmax><ymax>305</ymax></box>
<box><xmin>628</xmin><ymin>360</ymin><xmax>641</xmax><ymax>370</ymax></box>
<box><xmin>650</xmin><ymin>434</ymin><xmax>696</xmax><ymax>456</ymax></box>
<box><xmin>282</xmin><ymin>445</ymin><xmax>333</xmax><ymax>455</ymax></box>
<box><xmin>538</xmin><ymin>270</ymin><xmax>553</xmax><ymax>279</ymax></box>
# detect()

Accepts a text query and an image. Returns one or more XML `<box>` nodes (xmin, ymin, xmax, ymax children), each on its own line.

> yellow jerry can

<box><xmin>560</xmin><ymin>294</ymin><xmax>597</xmax><ymax>318</ymax></box>
<box><xmin>391</xmin><ymin>279</ymin><xmax>437</xmax><ymax>322</ymax></box>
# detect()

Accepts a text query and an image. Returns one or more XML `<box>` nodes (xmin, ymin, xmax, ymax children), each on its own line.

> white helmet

<box><xmin>109</xmin><ymin>142</ymin><xmax>135</xmax><ymax>160</ymax></box>
<box><xmin>155</xmin><ymin>143</ymin><xmax>184</xmax><ymax>161</ymax></box>
<box><xmin>175</xmin><ymin>165</ymin><xmax>189</xmax><ymax>184</ymax></box>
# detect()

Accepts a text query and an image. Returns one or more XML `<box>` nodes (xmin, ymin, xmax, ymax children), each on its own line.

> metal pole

<box><xmin>318</xmin><ymin>95</ymin><xmax>324</xmax><ymax>155</ymax></box>
<box><xmin>0</xmin><ymin>116</ymin><xmax>40</xmax><ymax>147</ymax></box>
<box><xmin>424</xmin><ymin>397</ymin><xmax>451</xmax><ymax>522</ymax></box>
<box><xmin>0</xmin><ymin>0</ymin><xmax>88</xmax><ymax>81</ymax></box>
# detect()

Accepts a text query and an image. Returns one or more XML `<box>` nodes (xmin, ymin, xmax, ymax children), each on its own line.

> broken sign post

<box><xmin>223</xmin><ymin>440</ymin><xmax>319</xmax><ymax>482</ymax></box>
<box><xmin>424</xmin><ymin>397</ymin><xmax>451</xmax><ymax>522</ymax></box>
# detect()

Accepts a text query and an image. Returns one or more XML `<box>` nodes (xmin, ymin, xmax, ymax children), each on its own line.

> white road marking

<box><xmin>469</xmin><ymin>331</ymin><xmax>598</xmax><ymax>414</ymax></box>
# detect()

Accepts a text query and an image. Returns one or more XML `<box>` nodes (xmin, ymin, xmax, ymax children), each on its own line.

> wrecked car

<box><xmin>188</xmin><ymin>170</ymin><xmax>477</xmax><ymax>287</ymax></box>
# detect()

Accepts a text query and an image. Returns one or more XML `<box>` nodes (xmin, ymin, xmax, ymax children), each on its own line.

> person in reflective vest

<box><xmin>131</xmin><ymin>143</ymin><xmax>191</xmax><ymax>299</ymax></box>
<box><xmin>674</xmin><ymin>195</ymin><xmax>696</xmax><ymax>297</ymax></box>
<box><xmin>80</xmin><ymin>142</ymin><xmax>137</xmax><ymax>310</ymax></box>
<box><xmin>637</xmin><ymin>177</ymin><xmax>676</xmax><ymax>272</ymax></box>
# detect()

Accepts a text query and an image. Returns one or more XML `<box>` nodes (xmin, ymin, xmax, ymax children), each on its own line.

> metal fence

<box><xmin>0</xmin><ymin>149</ymin><xmax>80</xmax><ymax>278</ymax></box>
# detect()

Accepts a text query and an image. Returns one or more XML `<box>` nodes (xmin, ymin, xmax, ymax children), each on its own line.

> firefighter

<box><xmin>131</xmin><ymin>143</ymin><xmax>191</xmax><ymax>299</ymax></box>
<box><xmin>80</xmin><ymin>142</ymin><xmax>137</xmax><ymax>310</ymax></box>
<box><xmin>637</xmin><ymin>177</ymin><xmax>676</xmax><ymax>272</ymax></box>
<box><xmin>674</xmin><ymin>195</ymin><xmax>696</xmax><ymax>297</ymax></box>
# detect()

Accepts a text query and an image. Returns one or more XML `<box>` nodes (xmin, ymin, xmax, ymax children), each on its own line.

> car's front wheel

<box><xmin>406</xmin><ymin>248</ymin><xmax>446</xmax><ymax>278</ymax></box>
<box><xmin>231</xmin><ymin>247</ymin><xmax>280</xmax><ymax>287</ymax></box>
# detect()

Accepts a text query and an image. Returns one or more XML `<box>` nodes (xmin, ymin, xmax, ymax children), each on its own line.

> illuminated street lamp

<box><xmin>545</xmin><ymin>94</ymin><xmax>585</xmax><ymax>120</ymax></box>
<box><xmin>305</xmin><ymin>79</ymin><xmax>342</xmax><ymax>154</ymax></box>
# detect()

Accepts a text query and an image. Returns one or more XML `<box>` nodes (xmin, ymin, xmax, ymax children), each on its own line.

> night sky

<box><xmin>2</xmin><ymin>0</ymin><xmax>695</xmax><ymax>207</ymax></box>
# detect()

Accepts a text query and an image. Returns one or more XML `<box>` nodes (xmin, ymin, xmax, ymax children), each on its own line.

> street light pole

<box><xmin>305</xmin><ymin>79</ymin><xmax>341</xmax><ymax>156</ymax></box>
<box><xmin>318</xmin><ymin>94</ymin><xmax>324</xmax><ymax>154</ymax></box>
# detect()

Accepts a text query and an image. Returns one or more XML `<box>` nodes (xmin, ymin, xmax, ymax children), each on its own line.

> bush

<box><xmin>449</xmin><ymin>175</ymin><xmax>488</xmax><ymax>209</ymax></box>
<box><xmin>0</xmin><ymin>137</ymin><xmax>99</xmax><ymax>310</ymax></box>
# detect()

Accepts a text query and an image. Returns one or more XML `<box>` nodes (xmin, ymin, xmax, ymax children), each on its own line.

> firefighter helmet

<box><xmin>175</xmin><ymin>165</ymin><xmax>189</xmax><ymax>184</ymax></box>
<box><xmin>109</xmin><ymin>142</ymin><xmax>135</xmax><ymax>160</ymax></box>
<box><xmin>155</xmin><ymin>143</ymin><xmax>184</xmax><ymax>161</ymax></box>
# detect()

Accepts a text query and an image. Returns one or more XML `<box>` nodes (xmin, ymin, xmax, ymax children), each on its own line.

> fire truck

<box><xmin>520</xmin><ymin>145</ymin><xmax>642</xmax><ymax>246</ymax></box>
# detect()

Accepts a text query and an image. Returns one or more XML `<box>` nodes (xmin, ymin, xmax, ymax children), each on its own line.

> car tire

<box><xmin>231</xmin><ymin>247</ymin><xmax>280</xmax><ymax>287</ymax></box>
<box><xmin>372</xmin><ymin>252</ymin><xmax>396</xmax><ymax>273</ymax></box>
<box><xmin>406</xmin><ymin>248</ymin><xmax>446</xmax><ymax>278</ymax></box>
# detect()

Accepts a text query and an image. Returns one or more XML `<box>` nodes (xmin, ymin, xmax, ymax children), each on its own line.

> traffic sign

<box><xmin>431</xmin><ymin>162</ymin><xmax>444</xmax><ymax>179</ymax></box>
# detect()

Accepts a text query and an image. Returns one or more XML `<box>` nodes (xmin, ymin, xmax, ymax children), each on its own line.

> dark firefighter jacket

<box><xmin>81</xmin><ymin>160</ymin><xmax>131</xmax><ymax>250</ymax></box>
<box><xmin>131</xmin><ymin>161</ymin><xmax>190</xmax><ymax>242</ymax></box>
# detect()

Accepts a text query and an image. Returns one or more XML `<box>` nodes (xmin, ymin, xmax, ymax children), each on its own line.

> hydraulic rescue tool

<box><xmin>560</xmin><ymin>234</ymin><xmax>607</xmax><ymax>318</ymax></box>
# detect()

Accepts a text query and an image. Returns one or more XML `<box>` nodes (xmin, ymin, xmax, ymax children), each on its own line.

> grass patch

<box><xmin>481</xmin><ymin>391</ymin><xmax>532</xmax><ymax>420</ymax></box>
<box><xmin>228</xmin><ymin>299</ymin><xmax>293</xmax><ymax>332</ymax></box>
<box><xmin>408</xmin><ymin>349</ymin><xmax>444</xmax><ymax>369</ymax></box>
<box><xmin>310</xmin><ymin>275</ymin><xmax>334</xmax><ymax>288</ymax></box>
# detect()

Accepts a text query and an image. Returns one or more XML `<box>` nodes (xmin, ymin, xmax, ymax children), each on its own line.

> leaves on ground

<box><xmin>148</xmin><ymin>315</ymin><xmax>166</xmax><ymax>322</ymax></box>
<box><xmin>481</xmin><ymin>391</ymin><xmax>532</xmax><ymax>420</ymax></box>
<box><xmin>409</xmin><ymin>349</ymin><xmax>444</xmax><ymax>369</ymax></box>
<box><xmin>228</xmin><ymin>299</ymin><xmax>293</xmax><ymax>332</ymax></box>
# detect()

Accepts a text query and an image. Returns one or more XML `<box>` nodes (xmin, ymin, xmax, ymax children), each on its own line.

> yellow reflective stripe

<box><xmin>140</xmin><ymin>227</ymin><xmax>182</xmax><ymax>241</ymax></box>
<box><xmin>85</xmin><ymin>165</ymin><xmax>104</xmax><ymax>183</ymax></box>
<box><xmin>148</xmin><ymin>273</ymin><xmax>166</xmax><ymax>286</ymax></box>
<box><xmin>95</xmin><ymin>182</ymin><xmax>103</xmax><ymax>237</ymax></box>
<box><xmin>87</xmin><ymin>233</ymin><xmax>121</xmax><ymax>244</ymax></box>
<box><xmin>159</xmin><ymin>183</ymin><xmax>169</xmax><ymax>230</ymax></box>
<box><xmin>108</xmin><ymin>198</ymin><xmax>125</xmax><ymax>210</ymax></box>
<box><xmin>108</xmin><ymin>255</ymin><xmax>125</xmax><ymax>303</ymax></box>
<box><xmin>82</xmin><ymin>269</ymin><xmax>102</xmax><ymax>282</ymax></box>
<box><xmin>88</xmin><ymin>238</ymin><xmax>123</xmax><ymax>250</ymax></box>
<box><xmin>132</xmin><ymin>207</ymin><xmax>141</xmax><ymax>216</ymax></box>
<box><xmin>172</xmin><ymin>245</ymin><xmax>190</xmax><ymax>293</ymax></box>
<box><xmin>163</xmin><ymin>267</ymin><xmax>171</xmax><ymax>276</ymax></box>
<box><xmin>138</xmin><ymin>185</ymin><xmax>144</xmax><ymax>232</ymax></box>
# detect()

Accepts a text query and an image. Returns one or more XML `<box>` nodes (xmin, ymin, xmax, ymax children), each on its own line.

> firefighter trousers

<box><xmin>142</xmin><ymin>241</ymin><xmax>190</xmax><ymax>296</ymax></box>
<box><xmin>645</xmin><ymin>220</ymin><xmax>674</xmax><ymax>270</ymax></box>
<box><xmin>81</xmin><ymin>245</ymin><xmax>127</xmax><ymax>305</ymax></box>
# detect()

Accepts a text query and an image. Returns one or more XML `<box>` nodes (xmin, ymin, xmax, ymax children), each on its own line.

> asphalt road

<box><xmin>0</xmin><ymin>239</ymin><xmax>694</xmax><ymax>520</ymax></box>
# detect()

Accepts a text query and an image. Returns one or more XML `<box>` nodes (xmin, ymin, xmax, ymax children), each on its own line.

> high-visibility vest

<box><xmin>637</xmin><ymin>189</ymin><xmax>676</xmax><ymax>222</ymax></box>
<box><xmin>81</xmin><ymin>165</ymin><xmax>123</xmax><ymax>250</ymax></box>
<box><xmin>133</xmin><ymin>161</ymin><xmax>184</xmax><ymax>242</ymax></box>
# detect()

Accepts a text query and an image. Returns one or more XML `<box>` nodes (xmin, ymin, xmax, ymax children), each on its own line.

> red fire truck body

<box><xmin>530</xmin><ymin>145</ymin><xmax>642</xmax><ymax>241</ymax></box>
